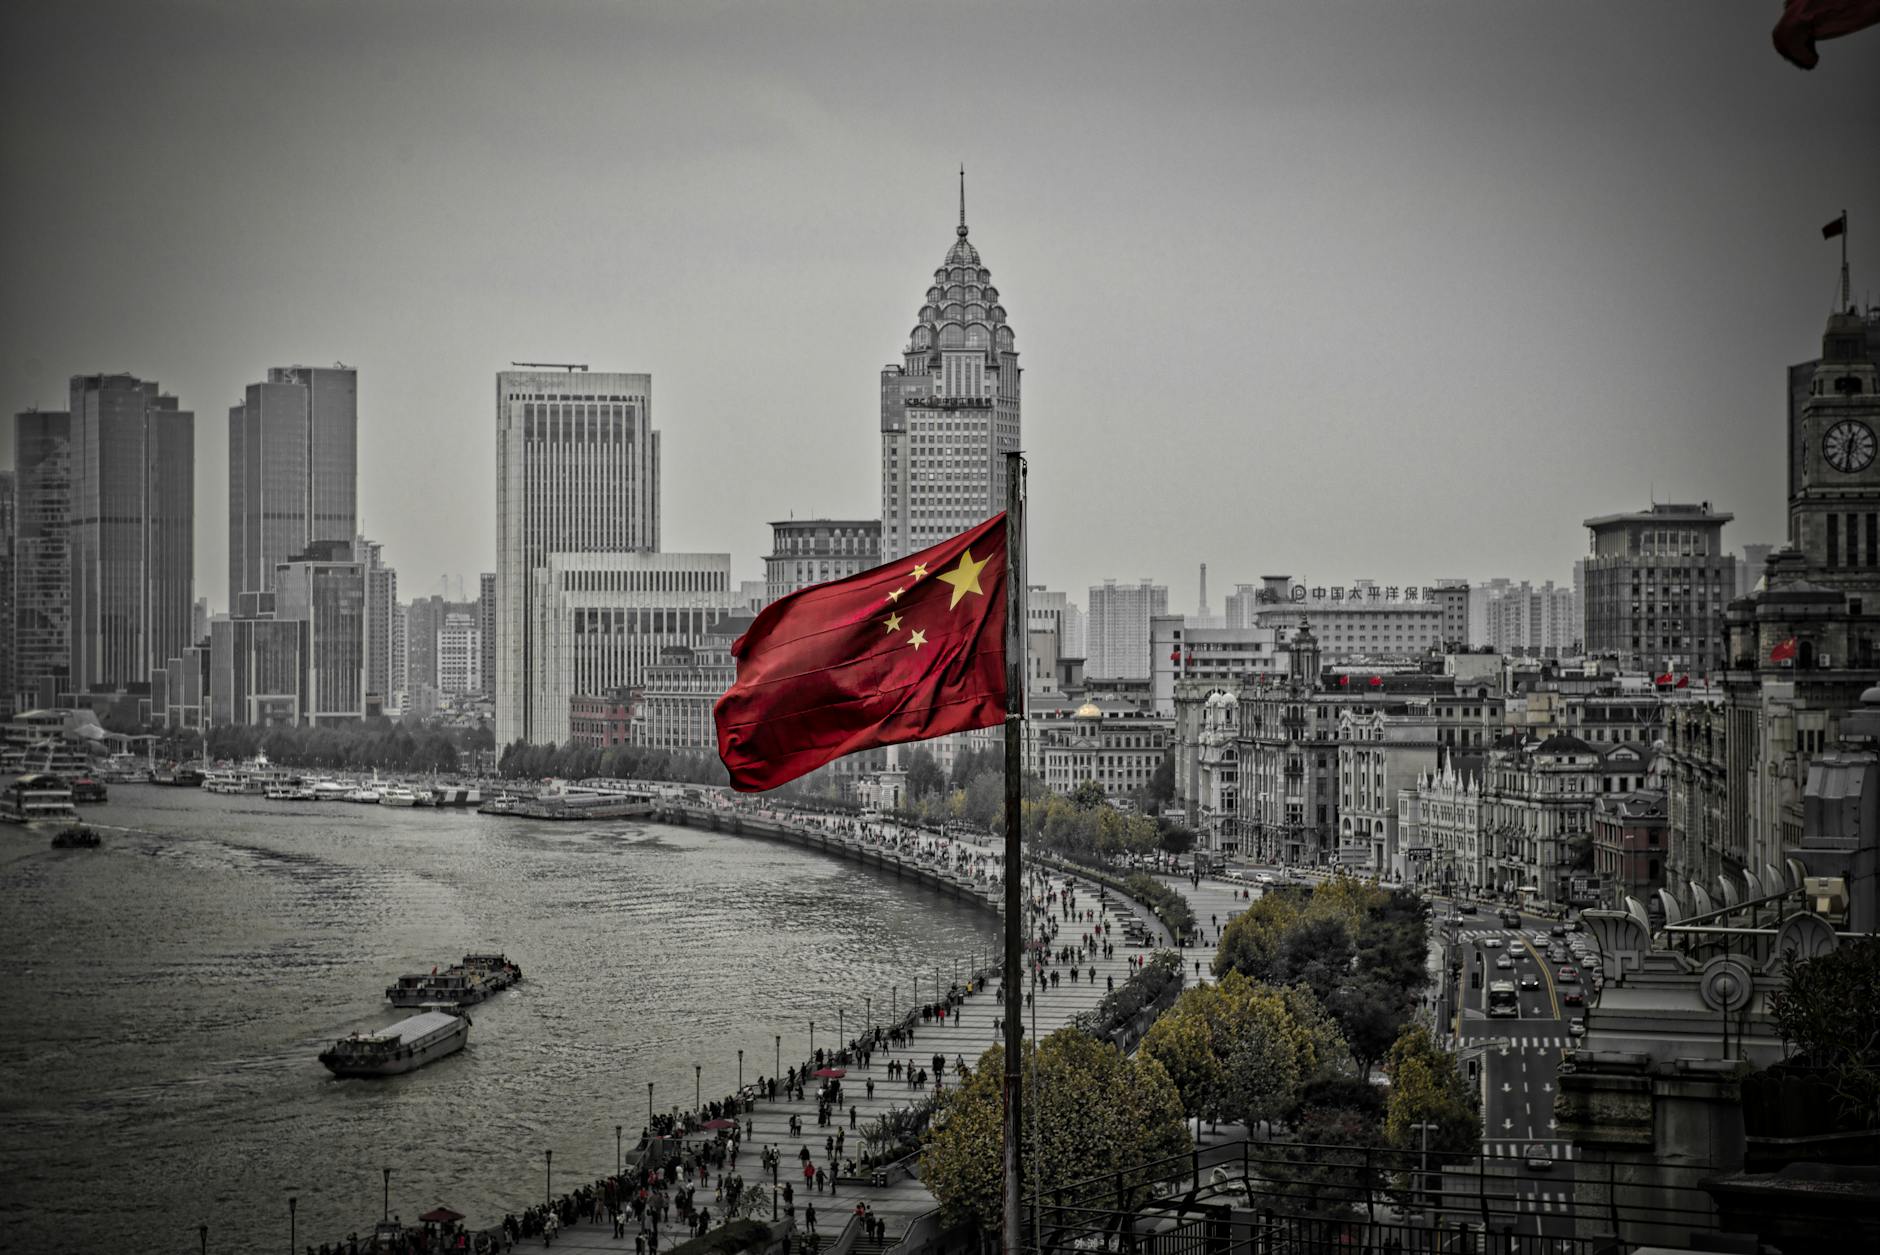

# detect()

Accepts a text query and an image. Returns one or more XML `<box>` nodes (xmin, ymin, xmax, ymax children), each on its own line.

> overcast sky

<box><xmin>3</xmin><ymin>0</ymin><xmax>1876</xmax><ymax>613</ymax></box>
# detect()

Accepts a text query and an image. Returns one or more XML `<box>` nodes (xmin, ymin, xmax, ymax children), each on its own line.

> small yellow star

<box><xmin>908</xmin><ymin>628</ymin><xmax>928</xmax><ymax>651</ymax></box>
<box><xmin>937</xmin><ymin>548</ymin><xmax>991</xmax><ymax>610</ymax></box>
<box><xmin>911</xmin><ymin>563</ymin><xmax>929</xmax><ymax>579</ymax></box>
<box><xmin>883</xmin><ymin>612</ymin><xmax>903</xmax><ymax>633</ymax></box>
<box><xmin>886</xmin><ymin>586</ymin><xmax>906</xmax><ymax>603</ymax></box>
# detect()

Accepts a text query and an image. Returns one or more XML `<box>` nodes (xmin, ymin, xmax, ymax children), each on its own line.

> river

<box><xmin>0</xmin><ymin>786</ymin><xmax>998</xmax><ymax>1254</ymax></box>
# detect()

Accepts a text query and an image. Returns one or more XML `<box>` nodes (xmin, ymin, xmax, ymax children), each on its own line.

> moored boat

<box><xmin>69</xmin><ymin>776</ymin><xmax>108</xmax><ymax>804</ymax></box>
<box><xmin>0</xmin><ymin>774</ymin><xmax>80</xmax><ymax>824</ymax></box>
<box><xmin>378</xmin><ymin>784</ymin><xmax>419</xmax><ymax>807</ymax></box>
<box><xmin>318</xmin><ymin>1009</ymin><xmax>470</xmax><ymax>1077</ymax></box>
<box><xmin>385</xmin><ymin>953</ymin><xmax>523</xmax><ymax>1008</ymax></box>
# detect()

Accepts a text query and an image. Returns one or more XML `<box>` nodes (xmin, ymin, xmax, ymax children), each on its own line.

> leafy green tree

<box><xmin>1147</xmin><ymin>751</ymin><xmax>1175</xmax><ymax>804</ymax></box>
<box><xmin>906</xmin><ymin>748</ymin><xmax>945</xmax><ymax>800</ymax></box>
<box><xmin>1069</xmin><ymin>779</ymin><xmax>1108</xmax><ymax>811</ymax></box>
<box><xmin>1272</xmin><ymin>915</ymin><xmax>1354</xmax><ymax>1006</ymax></box>
<box><xmin>1215</xmin><ymin>893</ymin><xmax>1302</xmax><ymax>981</ymax></box>
<box><xmin>920</xmin><ymin>1031</ymin><xmax>1190</xmax><ymax>1231</ymax></box>
<box><xmin>1383</xmin><ymin>1025</ymin><xmax>1480</xmax><ymax>1164</ymax></box>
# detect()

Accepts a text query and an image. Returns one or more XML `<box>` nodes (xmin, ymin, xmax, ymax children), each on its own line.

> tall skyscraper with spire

<box><xmin>880</xmin><ymin>172</ymin><xmax>1021</xmax><ymax>562</ymax></box>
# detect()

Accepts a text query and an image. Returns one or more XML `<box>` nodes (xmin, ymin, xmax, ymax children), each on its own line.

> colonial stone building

<box><xmin>1028</xmin><ymin>699</ymin><xmax>1171</xmax><ymax>801</ymax></box>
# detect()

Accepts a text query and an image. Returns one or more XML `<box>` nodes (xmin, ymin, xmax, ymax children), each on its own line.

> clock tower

<box><xmin>1792</xmin><ymin>307</ymin><xmax>1880</xmax><ymax>591</ymax></box>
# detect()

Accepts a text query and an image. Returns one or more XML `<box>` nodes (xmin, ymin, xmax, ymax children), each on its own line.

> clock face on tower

<box><xmin>1824</xmin><ymin>419</ymin><xmax>1877</xmax><ymax>473</ymax></box>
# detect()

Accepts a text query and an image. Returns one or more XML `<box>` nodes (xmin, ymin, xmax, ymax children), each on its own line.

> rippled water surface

<box><xmin>0</xmin><ymin>787</ymin><xmax>997</xmax><ymax>1254</ymax></box>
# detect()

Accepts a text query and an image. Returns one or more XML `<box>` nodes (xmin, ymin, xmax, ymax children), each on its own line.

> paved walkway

<box><xmin>514</xmin><ymin>814</ymin><xmax>1190</xmax><ymax>1253</ymax></box>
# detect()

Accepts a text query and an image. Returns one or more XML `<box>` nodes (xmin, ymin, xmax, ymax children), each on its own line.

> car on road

<box><xmin>1568</xmin><ymin>1017</ymin><xmax>1587</xmax><ymax>1037</ymax></box>
<box><xmin>1481</xmin><ymin>937</ymin><xmax>1504</xmax><ymax>949</ymax></box>
<box><xmin>1459</xmin><ymin>902</ymin><xmax>1477</xmax><ymax>914</ymax></box>
<box><xmin>1500</xmin><ymin>910</ymin><xmax>1523</xmax><ymax>928</ymax></box>
<box><xmin>1519</xmin><ymin>974</ymin><xmax>1541</xmax><ymax>990</ymax></box>
<box><xmin>1524</xmin><ymin>1144</ymin><xmax>1553</xmax><ymax>1172</ymax></box>
<box><xmin>1495</xmin><ymin>954</ymin><xmax>1514</xmax><ymax>970</ymax></box>
<box><xmin>1255</xmin><ymin>872</ymin><xmax>1276</xmax><ymax>885</ymax></box>
<box><xmin>1563</xmin><ymin>989</ymin><xmax>1585</xmax><ymax>1007</ymax></box>
<box><xmin>1557</xmin><ymin>966</ymin><xmax>1580</xmax><ymax>984</ymax></box>
<box><xmin>1549</xmin><ymin>924</ymin><xmax>1568</xmax><ymax>938</ymax></box>
<box><xmin>1547</xmin><ymin>946</ymin><xmax>1570</xmax><ymax>964</ymax></box>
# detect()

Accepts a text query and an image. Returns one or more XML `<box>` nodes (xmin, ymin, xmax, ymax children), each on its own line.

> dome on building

<box><xmin>945</xmin><ymin>227</ymin><xmax>981</xmax><ymax>267</ymax></box>
<box><xmin>1074</xmin><ymin>700</ymin><xmax>1103</xmax><ymax>720</ymax></box>
<box><xmin>901</xmin><ymin>196</ymin><xmax>1013</xmax><ymax>359</ymax></box>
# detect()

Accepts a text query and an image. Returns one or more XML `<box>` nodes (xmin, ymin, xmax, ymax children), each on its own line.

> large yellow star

<box><xmin>908</xmin><ymin>628</ymin><xmax>928</xmax><ymax>651</ymax></box>
<box><xmin>937</xmin><ymin>548</ymin><xmax>991</xmax><ymax>610</ymax></box>
<box><xmin>883</xmin><ymin>612</ymin><xmax>903</xmax><ymax>633</ymax></box>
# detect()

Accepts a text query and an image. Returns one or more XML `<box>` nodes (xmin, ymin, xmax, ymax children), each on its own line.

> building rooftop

<box><xmin>1584</xmin><ymin>502</ymin><xmax>1734</xmax><ymax>529</ymax></box>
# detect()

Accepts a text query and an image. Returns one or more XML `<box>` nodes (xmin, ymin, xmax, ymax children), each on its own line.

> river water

<box><xmin>0</xmin><ymin>786</ymin><xmax>998</xmax><ymax>1254</ymax></box>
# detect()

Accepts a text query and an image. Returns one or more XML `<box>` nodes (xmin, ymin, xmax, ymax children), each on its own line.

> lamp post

<box><xmin>810</xmin><ymin>1019</ymin><xmax>815</xmax><ymax>1058</ymax></box>
<box><xmin>695</xmin><ymin>1063</ymin><xmax>702</xmax><ymax>1112</ymax></box>
<box><xmin>865</xmin><ymin>995</ymin><xmax>871</xmax><ymax>1035</ymax></box>
<box><xmin>892</xmin><ymin>985</ymin><xmax>897</xmax><ymax>1021</ymax></box>
<box><xmin>288</xmin><ymin>1195</ymin><xmax>297</xmax><ymax>1255</ymax></box>
<box><xmin>775</xmin><ymin>1035</ymin><xmax>781</xmax><ymax>1085</ymax></box>
<box><xmin>617</xmin><ymin>1125</ymin><xmax>623</xmax><ymax>1177</ymax></box>
<box><xmin>647</xmin><ymin>1080</ymin><xmax>654</xmax><ymax>1128</ymax></box>
<box><xmin>199</xmin><ymin>1225</ymin><xmax>207</xmax><ymax>1255</ymax></box>
<box><xmin>839</xmin><ymin>1007</ymin><xmax>844</xmax><ymax>1047</ymax></box>
<box><xmin>738</xmin><ymin>1049</ymin><xmax>744</xmax><ymax>1092</ymax></box>
<box><xmin>545</xmin><ymin>1149</ymin><xmax>553</xmax><ymax>1208</ymax></box>
<box><xmin>382</xmin><ymin>1166</ymin><xmax>391</xmax><ymax>1223</ymax></box>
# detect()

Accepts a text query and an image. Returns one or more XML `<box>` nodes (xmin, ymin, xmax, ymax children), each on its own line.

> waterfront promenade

<box><xmin>490</xmin><ymin>806</ymin><xmax>1254</xmax><ymax>1255</ymax></box>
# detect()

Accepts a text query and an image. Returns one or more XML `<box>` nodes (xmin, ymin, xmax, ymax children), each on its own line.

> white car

<box><xmin>1481</xmin><ymin>937</ymin><xmax>1504</xmax><ymax>949</ymax></box>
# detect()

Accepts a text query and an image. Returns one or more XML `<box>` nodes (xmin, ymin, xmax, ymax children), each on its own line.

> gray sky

<box><xmin>4</xmin><ymin>0</ymin><xmax>1876</xmax><ymax>613</ymax></box>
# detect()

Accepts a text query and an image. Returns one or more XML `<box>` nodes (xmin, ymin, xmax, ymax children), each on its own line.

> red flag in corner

<box><xmin>714</xmin><ymin>514</ymin><xmax>1007</xmax><ymax>792</ymax></box>
<box><xmin>1774</xmin><ymin>0</ymin><xmax>1880</xmax><ymax>69</ymax></box>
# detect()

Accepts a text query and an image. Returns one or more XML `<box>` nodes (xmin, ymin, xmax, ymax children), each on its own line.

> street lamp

<box><xmin>617</xmin><ymin>1125</ymin><xmax>623</xmax><ymax>1177</ymax></box>
<box><xmin>810</xmin><ymin>1019</ymin><xmax>815</xmax><ymax>1058</ymax></box>
<box><xmin>199</xmin><ymin>1225</ymin><xmax>207</xmax><ymax>1255</ymax></box>
<box><xmin>738</xmin><ymin>1049</ymin><xmax>744</xmax><ymax>1092</ymax></box>
<box><xmin>839</xmin><ymin>1007</ymin><xmax>845</xmax><ymax>1047</ymax></box>
<box><xmin>382</xmin><ymin>1166</ymin><xmax>391</xmax><ymax>1223</ymax></box>
<box><xmin>545</xmin><ymin>1148</ymin><xmax>553</xmax><ymax>1208</ymax></box>
<box><xmin>775</xmin><ymin>1035</ymin><xmax>781</xmax><ymax>1086</ymax></box>
<box><xmin>695</xmin><ymin>1063</ymin><xmax>702</xmax><ymax>1112</ymax></box>
<box><xmin>865</xmin><ymin>995</ymin><xmax>871</xmax><ymax>1034</ymax></box>
<box><xmin>288</xmin><ymin>1194</ymin><xmax>297</xmax><ymax>1255</ymax></box>
<box><xmin>647</xmin><ymin>1080</ymin><xmax>654</xmax><ymax>1128</ymax></box>
<box><xmin>892</xmin><ymin>985</ymin><xmax>897</xmax><ymax>1021</ymax></box>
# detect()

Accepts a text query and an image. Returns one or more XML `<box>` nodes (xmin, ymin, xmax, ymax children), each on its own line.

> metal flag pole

<box><xmin>1002</xmin><ymin>449</ymin><xmax>1027</xmax><ymax>1255</ymax></box>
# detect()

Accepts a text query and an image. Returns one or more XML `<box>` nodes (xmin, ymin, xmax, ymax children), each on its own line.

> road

<box><xmin>1443</xmin><ymin>904</ymin><xmax>1587</xmax><ymax>1243</ymax></box>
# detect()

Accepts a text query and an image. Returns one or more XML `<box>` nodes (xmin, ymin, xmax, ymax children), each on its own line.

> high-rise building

<box><xmin>527</xmin><ymin>551</ymin><xmax>740</xmax><ymax>745</ymax></box>
<box><xmin>227</xmin><ymin>366</ymin><xmax>358</xmax><ymax>601</ymax></box>
<box><xmin>1027</xmin><ymin>587</ymin><xmax>1086</xmax><ymax>661</ymax></box>
<box><xmin>0</xmin><ymin>471</ymin><xmax>14</xmax><ymax>719</ymax></box>
<box><xmin>273</xmin><ymin>540</ymin><xmax>366</xmax><ymax>723</ymax></box>
<box><xmin>68</xmin><ymin>374</ymin><xmax>193</xmax><ymax>694</ymax></box>
<box><xmin>389</xmin><ymin>598</ymin><xmax>408</xmax><ymax>710</ymax></box>
<box><xmin>357</xmin><ymin>538</ymin><xmax>396</xmax><ymax>710</ymax></box>
<box><xmin>765</xmin><ymin>519</ymin><xmax>881</xmax><ymax>606</ymax></box>
<box><xmin>191</xmin><ymin>596</ymin><xmax>210</xmax><ymax>646</ymax></box>
<box><xmin>1480</xmin><ymin>580</ymin><xmax>1577</xmax><ymax>656</ymax></box>
<box><xmin>13</xmin><ymin>410</ymin><xmax>71</xmax><ymax>710</ymax></box>
<box><xmin>1582</xmin><ymin>502</ymin><xmax>1735</xmax><ymax>675</ymax></box>
<box><xmin>438</xmin><ymin>611</ymin><xmax>481</xmax><ymax>696</ymax></box>
<box><xmin>478</xmin><ymin>572</ymin><xmax>496</xmax><ymax>697</ymax></box>
<box><xmin>1086</xmin><ymin>579</ymin><xmax>1169</xmax><ymax>681</ymax></box>
<box><xmin>879</xmin><ymin>180</ymin><xmax>1020</xmax><ymax>562</ymax></box>
<box><xmin>496</xmin><ymin>368</ymin><xmax>658</xmax><ymax>745</ymax></box>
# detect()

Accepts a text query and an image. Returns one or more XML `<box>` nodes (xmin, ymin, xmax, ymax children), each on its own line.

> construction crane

<box><xmin>510</xmin><ymin>361</ymin><xmax>588</xmax><ymax>371</ymax></box>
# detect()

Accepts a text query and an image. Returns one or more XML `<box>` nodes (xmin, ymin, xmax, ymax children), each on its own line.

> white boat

<box><xmin>378</xmin><ymin>784</ymin><xmax>419</xmax><ymax>807</ymax></box>
<box><xmin>318</xmin><ymin>1008</ymin><xmax>470</xmax><ymax>1077</ymax></box>
<box><xmin>345</xmin><ymin>782</ymin><xmax>382</xmax><ymax>803</ymax></box>
<box><xmin>0</xmin><ymin>773</ymin><xmax>80</xmax><ymax>824</ymax></box>
<box><xmin>265</xmin><ymin>787</ymin><xmax>299</xmax><ymax>801</ymax></box>
<box><xmin>308</xmin><ymin>779</ymin><xmax>351</xmax><ymax>801</ymax></box>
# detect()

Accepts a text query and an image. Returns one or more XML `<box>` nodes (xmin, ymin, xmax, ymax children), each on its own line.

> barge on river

<box><xmin>319</xmin><ymin>1009</ymin><xmax>470</xmax><ymax>1077</ymax></box>
<box><xmin>385</xmin><ymin>953</ymin><xmax>522</xmax><ymax>1008</ymax></box>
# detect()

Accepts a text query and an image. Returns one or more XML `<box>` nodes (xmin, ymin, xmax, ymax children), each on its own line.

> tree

<box><xmin>905</xmin><ymin>748</ymin><xmax>945</xmax><ymax>800</ymax></box>
<box><xmin>1771</xmin><ymin>939</ymin><xmax>1880</xmax><ymax>1124</ymax></box>
<box><xmin>1155</xmin><ymin>817</ymin><xmax>1197</xmax><ymax>855</ymax></box>
<box><xmin>1219</xmin><ymin>998</ymin><xmax>1303</xmax><ymax>1129</ymax></box>
<box><xmin>1147</xmin><ymin>751</ymin><xmax>1175</xmax><ymax>804</ymax></box>
<box><xmin>1384</xmin><ymin>1025</ymin><xmax>1480</xmax><ymax>1165</ymax></box>
<box><xmin>1069</xmin><ymin>779</ymin><xmax>1108</xmax><ymax>811</ymax></box>
<box><xmin>1271</xmin><ymin>915</ymin><xmax>1354</xmax><ymax>1006</ymax></box>
<box><xmin>1214</xmin><ymin>893</ymin><xmax>1301</xmax><ymax>981</ymax></box>
<box><xmin>1331</xmin><ymin>976</ymin><xmax>1414</xmax><ymax>1078</ymax></box>
<box><xmin>921</xmin><ymin>1031</ymin><xmax>1190</xmax><ymax>1232</ymax></box>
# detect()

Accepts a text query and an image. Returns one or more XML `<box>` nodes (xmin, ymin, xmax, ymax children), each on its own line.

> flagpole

<box><xmin>1842</xmin><ymin>209</ymin><xmax>1850</xmax><ymax>311</ymax></box>
<box><xmin>1001</xmin><ymin>450</ymin><xmax>1026</xmax><ymax>1255</ymax></box>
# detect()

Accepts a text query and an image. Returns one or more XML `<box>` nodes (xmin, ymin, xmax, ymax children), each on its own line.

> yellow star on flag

<box><xmin>912</xmin><ymin>563</ymin><xmax>928</xmax><ymax>579</ymax></box>
<box><xmin>883</xmin><ymin>612</ymin><xmax>903</xmax><ymax>633</ymax></box>
<box><xmin>937</xmin><ymin>548</ymin><xmax>990</xmax><ymax>610</ymax></box>
<box><xmin>907</xmin><ymin>628</ymin><xmax>928</xmax><ymax>651</ymax></box>
<box><xmin>886</xmin><ymin>586</ymin><xmax>905</xmax><ymax>603</ymax></box>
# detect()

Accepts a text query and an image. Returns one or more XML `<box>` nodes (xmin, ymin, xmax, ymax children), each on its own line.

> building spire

<box><xmin>958</xmin><ymin>164</ymin><xmax>968</xmax><ymax>238</ymax></box>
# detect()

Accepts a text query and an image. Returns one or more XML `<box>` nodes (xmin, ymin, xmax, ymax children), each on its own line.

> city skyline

<box><xmin>3</xmin><ymin>1</ymin><xmax>1877</xmax><ymax>616</ymax></box>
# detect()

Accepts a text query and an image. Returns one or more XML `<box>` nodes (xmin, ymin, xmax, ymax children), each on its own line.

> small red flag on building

<box><xmin>1169</xmin><ymin>650</ymin><xmax>1181</xmax><ymax>664</ymax></box>
<box><xmin>1675</xmin><ymin>674</ymin><xmax>1690</xmax><ymax>689</ymax></box>
<box><xmin>714</xmin><ymin>514</ymin><xmax>1007</xmax><ymax>792</ymax></box>
<box><xmin>1824</xmin><ymin>213</ymin><xmax>1849</xmax><ymax>240</ymax></box>
<box><xmin>1770</xmin><ymin>637</ymin><xmax>1799</xmax><ymax>663</ymax></box>
<box><xmin>1368</xmin><ymin>675</ymin><xmax>1382</xmax><ymax>687</ymax></box>
<box><xmin>1654</xmin><ymin>672</ymin><xmax>1675</xmax><ymax>686</ymax></box>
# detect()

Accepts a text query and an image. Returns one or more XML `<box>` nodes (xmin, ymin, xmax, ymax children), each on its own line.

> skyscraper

<box><xmin>478</xmin><ymin>571</ymin><xmax>496</xmax><ymax>698</ymax></box>
<box><xmin>228</xmin><ymin>366</ymin><xmax>358</xmax><ymax>602</ymax></box>
<box><xmin>1582</xmin><ymin>502</ymin><xmax>1735</xmax><ymax>675</ymax></box>
<box><xmin>357</xmin><ymin>537</ymin><xmax>397</xmax><ymax>710</ymax></box>
<box><xmin>12</xmin><ymin>410</ymin><xmax>71</xmax><ymax>710</ymax></box>
<box><xmin>496</xmin><ymin>368</ymin><xmax>658</xmax><ymax>745</ymax></box>
<box><xmin>0</xmin><ymin>471</ymin><xmax>14</xmax><ymax>719</ymax></box>
<box><xmin>1086</xmin><ymin>579</ymin><xmax>1169</xmax><ymax>681</ymax></box>
<box><xmin>68</xmin><ymin>374</ymin><xmax>193</xmax><ymax>693</ymax></box>
<box><xmin>879</xmin><ymin>177</ymin><xmax>1021</xmax><ymax>562</ymax></box>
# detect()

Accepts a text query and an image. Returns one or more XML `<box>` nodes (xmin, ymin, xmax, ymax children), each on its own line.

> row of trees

<box><xmin>1214</xmin><ymin>876</ymin><xmax>1433</xmax><ymax>1076</ymax></box>
<box><xmin>496</xmin><ymin>741</ymin><xmax>730</xmax><ymax>786</ymax></box>
<box><xmin>194</xmin><ymin>721</ymin><xmax>493</xmax><ymax>773</ymax></box>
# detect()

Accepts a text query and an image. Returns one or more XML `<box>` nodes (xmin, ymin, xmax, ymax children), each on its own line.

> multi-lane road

<box><xmin>1443</xmin><ymin>904</ymin><xmax>1597</xmax><ymax>1242</ymax></box>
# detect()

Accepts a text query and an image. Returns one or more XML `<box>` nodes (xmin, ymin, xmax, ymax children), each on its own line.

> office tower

<box><xmin>879</xmin><ymin>178</ymin><xmax>1021</xmax><ymax>562</ymax></box>
<box><xmin>13</xmin><ymin>410</ymin><xmax>71</xmax><ymax>709</ymax></box>
<box><xmin>0</xmin><ymin>471</ymin><xmax>13</xmax><ymax>718</ymax></box>
<box><xmin>496</xmin><ymin>368</ymin><xmax>658</xmax><ymax>745</ymax></box>
<box><xmin>1087</xmin><ymin>579</ymin><xmax>1169</xmax><ymax>681</ymax></box>
<box><xmin>273</xmin><ymin>540</ymin><xmax>367</xmax><ymax>723</ymax></box>
<box><xmin>68</xmin><ymin>374</ymin><xmax>193</xmax><ymax>693</ymax></box>
<box><xmin>478</xmin><ymin>572</ymin><xmax>496</xmax><ymax>697</ymax></box>
<box><xmin>191</xmin><ymin>596</ymin><xmax>210</xmax><ymax>645</ymax></box>
<box><xmin>438</xmin><ymin>611</ymin><xmax>481</xmax><ymax>696</ymax></box>
<box><xmin>1582</xmin><ymin>502</ymin><xmax>1735</xmax><ymax>675</ymax></box>
<box><xmin>227</xmin><ymin>366</ymin><xmax>357</xmax><ymax>601</ymax></box>
<box><xmin>1027</xmin><ymin>586</ymin><xmax>1086</xmax><ymax>661</ymax></box>
<box><xmin>357</xmin><ymin>537</ymin><xmax>397</xmax><ymax>708</ymax></box>
<box><xmin>390</xmin><ymin>599</ymin><xmax>408</xmax><ymax>709</ymax></box>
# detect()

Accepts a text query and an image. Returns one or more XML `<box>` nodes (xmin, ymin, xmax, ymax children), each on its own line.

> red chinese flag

<box><xmin>1773</xmin><ymin>0</ymin><xmax>1880</xmax><ymax>69</ymax></box>
<box><xmin>1368</xmin><ymin>675</ymin><xmax>1382</xmax><ymax>687</ymax></box>
<box><xmin>1770</xmin><ymin>636</ymin><xmax>1799</xmax><ymax>663</ymax></box>
<box><xmin>714</xmin><ymin>514</ymin><xmax>1007</xmax><ymax>792</ymax></box>
<box><xmin>1676</xmin><ymin>674</ymin><xmax>1690</xmax><ymax>689</ymax></box>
